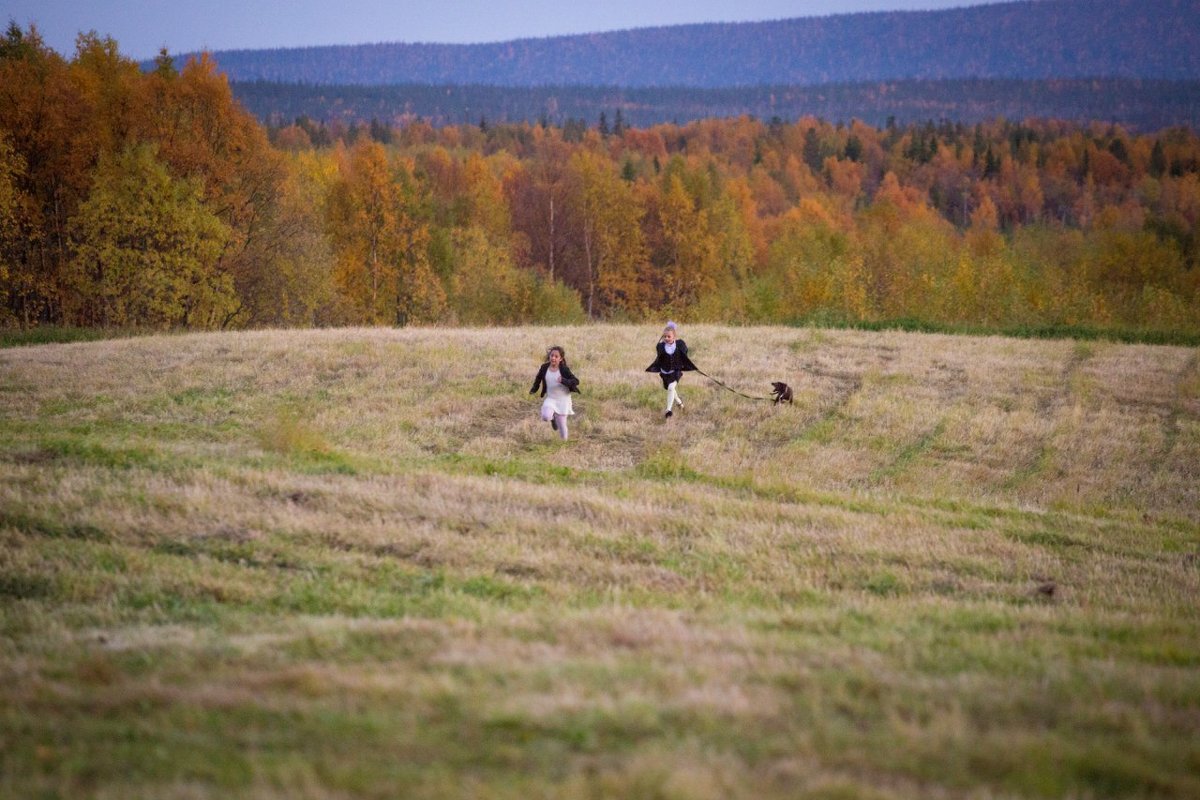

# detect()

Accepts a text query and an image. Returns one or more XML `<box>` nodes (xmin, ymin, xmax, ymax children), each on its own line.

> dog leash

<box><xmin>653</xmin><ymin>331</ymin><xmax>781</xmax><ymax>402</ymax></box>
<box><xmin>693</xmin><ymin>367</ymin><xmax>774</xmax><ymax>402</ymax></box>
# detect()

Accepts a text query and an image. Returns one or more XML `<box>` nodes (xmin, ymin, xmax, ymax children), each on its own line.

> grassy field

<box><xmin>1</xmin><ymin>324</ymin><xmax>1198</xmax><ymax>799</ymax></box>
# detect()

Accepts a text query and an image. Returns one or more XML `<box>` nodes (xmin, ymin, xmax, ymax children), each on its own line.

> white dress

<box><xmin>541</xmin><ymin>367</ymin><xmax>575</xmax><ymax>417</ymax></box>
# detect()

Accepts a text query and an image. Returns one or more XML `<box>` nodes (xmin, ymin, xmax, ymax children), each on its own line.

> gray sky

<box><xmin>2</xmin><ymin>1</ymin><xmax>1006</xmax><ymax>60</ymax></box>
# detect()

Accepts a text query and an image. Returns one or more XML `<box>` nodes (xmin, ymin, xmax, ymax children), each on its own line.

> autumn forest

<box><xmin>2</xmin><ymin>26</ymin><xmax>1199</xmax><ymax>337</ymax></box>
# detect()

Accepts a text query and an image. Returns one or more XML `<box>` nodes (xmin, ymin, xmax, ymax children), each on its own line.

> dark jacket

<box><xmin>530</xmin><ymin>362</ymin><xmax>580</xmax><ymax>396</ymax></box>
<box><xmin>645</xmin><ymin>339</ymin><xmax>698</xmax><ymax>374</ymax></box>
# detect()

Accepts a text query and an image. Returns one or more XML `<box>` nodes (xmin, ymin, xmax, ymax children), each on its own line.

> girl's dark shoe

<box><xmin>551</xmin><ymin>418</ymin><xmax>558</xmax><ymax>431</ymax></box>
<box><xmin>665</xmin><ymin>410</ymin><xmax>673</xmax><ymax>419</ymax></box>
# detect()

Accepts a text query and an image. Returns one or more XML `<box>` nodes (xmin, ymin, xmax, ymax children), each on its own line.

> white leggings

<box><xmin>540</xmin><ymin>405</ymin><xmax>569</xmax><ymax>440</ymax></box>
<box><xmin>665</xmin><ymin>381</ymin><xmax>681</xmax><ymax>412</ymax></box>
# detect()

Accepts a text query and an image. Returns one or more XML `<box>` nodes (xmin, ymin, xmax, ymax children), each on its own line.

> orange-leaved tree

<box><xmin>327</xmin><ymin>139</ymin><xmax>444</xmax><ymax>325</ymax></box>
<box><xmin>564</xmin><ymin>148</ymin><xmax>648</xmax><ymax>318</ymax></box>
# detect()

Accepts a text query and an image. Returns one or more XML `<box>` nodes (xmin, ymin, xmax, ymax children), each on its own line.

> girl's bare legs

<box><xmin>555</xmin><ymin>414</ymin><xmax>568</xmax><ymax>440</ymax></box>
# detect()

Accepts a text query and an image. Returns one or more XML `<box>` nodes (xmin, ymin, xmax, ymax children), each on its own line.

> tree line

<box><xmin>230</xmin><ymin>78</ymin><xmax>1200</xmax><ymax>134</ymax></box>
<box><xmin>2</xmin><ymin>25</ymin><xmax>1198</xmax><ymax>336</ymax></box>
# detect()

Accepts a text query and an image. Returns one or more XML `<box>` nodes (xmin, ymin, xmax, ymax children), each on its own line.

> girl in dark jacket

<box><xmin>645</xmin><ymin>321</ymin><xmax>697</xmax><ymax>418</ymax></box>
<box><xmin>530</xmin><ymin>345</ymin><xmax>580</xmax><ymax>440</ymax></box>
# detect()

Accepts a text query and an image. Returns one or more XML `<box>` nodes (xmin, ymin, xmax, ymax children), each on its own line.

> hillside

<box><xmin>2</xmin><ymin>325</ymin><xmax>1198</xmax><ymax>797</ymax></box>
<box><xmin>172</xmin><ymin>0</ymin><xmax>1200</xmax><ymax>87</ymax></box>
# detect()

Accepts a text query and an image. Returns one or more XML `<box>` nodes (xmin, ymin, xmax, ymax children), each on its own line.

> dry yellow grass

<box><xmin>1</xmin><ymin>324</ymin><xmax>1198</xmax><ymax>799</ymax></box>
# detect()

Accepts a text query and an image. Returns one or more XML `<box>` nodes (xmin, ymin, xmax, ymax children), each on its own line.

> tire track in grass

<box><xmin>1162</xmin><ymin>350</ymin><xmax>1200</xmax><ymax>459</ymax></box>
<box><xmin>1006</xmin><ymin>340</ymin><xmax>1095</xmax><ymax>490</ymax></box>
<box><xmin>868</xmin><ymin>417</ymin><xmax>949</xmax><ymax>484</ymax></box>
<box><xmin>793</xmin><ymin>364</ymin><xmax>863</xmax><ymax>443</ymax></box>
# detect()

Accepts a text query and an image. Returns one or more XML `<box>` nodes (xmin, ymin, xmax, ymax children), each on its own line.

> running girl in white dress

<box><xmin>529</xmin><ymin>345</ymin><xmax>580</xmax><ymax>440</ymax></box>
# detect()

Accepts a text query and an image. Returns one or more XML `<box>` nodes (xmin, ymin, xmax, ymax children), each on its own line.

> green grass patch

<box><xmin>0</xmin><ymin>571</ymin><xmax>59</xmax><ymax>600</ymax></box>
<box><xmin>1004</xmin><ymin>526</ymin><xmax>1089</xmax><ymax>551</ymax></box>
<box><xmin>438</xmin><ymin>452</ymin><xmax>580</xmax><ymax>483</ymax></box>
<box><xmin>0</xmin><ymin>508</ymin><xmax>109</xmax><ymax>542</ymax></box>
<box><xmin>0</xmin><ymin>326</ymin><xmax>148</xmax><ymax>348</ymax></box>
<box><xmin>254</xmin><ymin>407</ymin><xmax>360</xmax><ymax>474</ymax></box>
<box><xmin>256</xmin><ymin>408</ymin><xmax>332</xmax><ymax>456</ymax></box>
<box><xmin>636</xmin><ymin>444</ymin><xmax>700</xmax><ymax>480</ymax></box>
<box><xmin>801</xmin><ymin>317</ymin><xmax>1200</xmax><ymax>347</ymax></box>
<box><xmin>35</xmin><ymin>437</ymin><xmax>161</xmax><ymax>470</ymax></box>
<box><xmin>863</xmin><ymin>571</ymin><xmax>904</xmax><ymax>596</ymax></box>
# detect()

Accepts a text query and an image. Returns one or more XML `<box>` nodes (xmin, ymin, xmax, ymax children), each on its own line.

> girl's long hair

<box><xmin>546</xmin><ymin>345</ymin><xmax>567</xmax><ymax>365</ymax></box>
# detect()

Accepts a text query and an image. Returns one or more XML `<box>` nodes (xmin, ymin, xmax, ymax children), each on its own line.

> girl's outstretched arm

<box><xmin>530</xmin><ymin>363</ymin><xmax>547</xmax><ymax>394</ymax></box>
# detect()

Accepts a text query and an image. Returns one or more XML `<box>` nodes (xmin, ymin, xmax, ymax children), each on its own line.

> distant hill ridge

<box><xmin>164</xmin><ymin>0</ymin><xmax>1200</xmax><ymax>87</ymax></box>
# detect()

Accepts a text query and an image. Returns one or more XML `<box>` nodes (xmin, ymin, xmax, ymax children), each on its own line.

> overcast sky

<box><xmin>3</xmin><ymin>1</ymin><xmax>1006</xmax><ymax>60</ymax></box>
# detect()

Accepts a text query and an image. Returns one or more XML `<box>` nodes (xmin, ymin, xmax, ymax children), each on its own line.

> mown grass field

<box><xmin>1</xmin><ymin>324</ymin><xmax>1198</xmax><ymax>799</ymax></box>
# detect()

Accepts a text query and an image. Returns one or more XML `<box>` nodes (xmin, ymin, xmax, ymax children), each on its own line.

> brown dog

<box><xmin>771</xmin><ymin>381</ymin><xmax>793</xmax><ymax>405</ymax></box>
